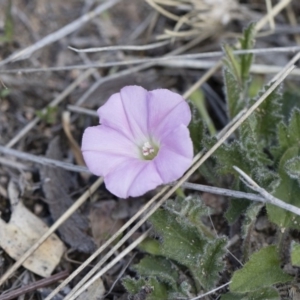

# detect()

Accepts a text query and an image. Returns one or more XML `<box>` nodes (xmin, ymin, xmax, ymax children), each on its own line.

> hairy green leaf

<box><xmin>239</xmin><ymin>23</ymin><xmax>256</xmax><ymax>83</ymax></box>
<box><xmin>122</xmin><ymin>276</ymin><xmax>145</xmax><ymax>295</ymax></box>
<box><xmin>133</xmin><ymin>256</ymin><xmax>179</xmax><ymax>289</ymax></box>
<box><xmin>189</xmin><ymin>89</ymin><xmax>216</xmax><ymax>135</ymax></box>
<box><xmin>223</xmin><ymin>52</ymin><xmax>245</xmax><ymax>119</ymax></box>
<box><xmin>230</xmin><ymin>245</ymin><xmax>292</xmax><ymax>293</ymax></box>
<box><xmin>281</xmin><ymin>88</ymin><xmax>300</xmax><ymax>122</ymax></box>
<box><xmin>188</xmin><ymin>100</ymin><xmax>206</xmax><ymax>154</ymax></box>
<box><xmin>291</xmin><ymin>241</ymin><xmax>300</xmax><ymax>267</ymax></box>
<box><xmin>150</xmin><ymin>197</ymin><xmax>227</xmax><ymax>290</ymax></box>
<box><xmin>139</xmin><ymin>238</ymin><xmax>161</xmax><ymax>255</ymax></box>
<box><xmin>122</xmin><ymin>276</ymin><xmax>168</xmax><ymax>300</ymax></box>
<box><xmin>277</xmin><ymin>108</ymin><xmax>300</xmax><ymax>157</ymax></box>
<box><xmin>223</xmin><ymin>23</ymin><xmax>256</xmax><ymax>119</ymax></box>
<box><xmin>241</xmin><ymin>203</ymin><xmax>264</xmax><ymax>260</ymax></box>
<box><xmin>267</xmin><ymin>147</ymin><xmax>300</xmax><ymax>229</ymax></box>
<box><xmin>222</xmin><ymin>287</ymin><xmax>280</xmax><ymax>300</ymax></box>
<box><xmin>285</xmin><ymin>156</ymin><xmax>300</xmax><ymax>184</ymax></box>
<box><xmin>199</xmin><ymin>237</ymin><xmax>227</xmax><ymax>288</ymax></box>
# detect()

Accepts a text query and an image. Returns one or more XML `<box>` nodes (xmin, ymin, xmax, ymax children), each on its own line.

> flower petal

<box><xmin>97</xmin><ymin>92</ymin><xmax>133</xmax><ymax>141</ymax></box>
<box><xmin>98</xmin><ymin>86</ymin><xmax>149</xmax><ymax>142</ymax></box>
<box><xmin>105</xmin><ymin>160</ymin><xmax>162</xmax><ymax>198</ymax></box>
<box><xmin>160</xmin><ymin>124</ymin><xmax>194</xmax><ymax>159</ymax></box>
<box><xmin>82</xmin><ymin>151</ymin><xmax>130</xmax><ymax>177</ymax></box>
<box><xmin>119</xmin><ymin>86</ymin><xmax>149</xmax><ymax>141</ymax></box>
<box><xmin>147</xmin><ymin>89</ymin><xmax>191</xmax><ymax>139</ymax></box>
<box><xmin>82</xmin><ymin>125</ymin><xmax>139</xmax><ymax>176</ymax></box>
<box><xmin>154</xmin><ymin>125</ymin><xmax>193</xmax><ymax>183</ymax></box>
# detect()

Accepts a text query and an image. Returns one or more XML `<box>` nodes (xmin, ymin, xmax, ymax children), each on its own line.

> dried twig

<box><xmin>2</xmin><ymin>45</ymin><xmax>300</xmax><ymax>74</ymax></box>
<box><xmin>157</xmin><ymin>60</ymin><xmax>300</xmax><ymax>77</ymax></box>
<box><xmin>233</xmin><ymin>166</ymin><xmax>300</xmax><ymax>217</ymax></box>
<box><xmin>67</xmin><ymin>105</ymin><xmax>98</xmax><ymax>117</ymax></box>
<box><xmin>0</xmin><ymin>271</ymin><xmax>69</xmax><ymax>300</ymax></box>
<box><xmin>0</xmin><ymin>145</ymin><xmax>89</xmax><ymax>173</ymax></box>
<box><xmin>74</xmin><ymin>34</ymin><xmax>208</xmax><ymax>106</ymax></box>
<box><xmin>68</xmin><ymin>40</ymin><xmax>169</xmax><ymax>53</ymax></box>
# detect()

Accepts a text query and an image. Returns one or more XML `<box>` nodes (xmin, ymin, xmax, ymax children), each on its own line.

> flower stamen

<box><xmin>141</xmin><ymin>141</ymin><xmax>158</xmax><ymax>160</ymax></box>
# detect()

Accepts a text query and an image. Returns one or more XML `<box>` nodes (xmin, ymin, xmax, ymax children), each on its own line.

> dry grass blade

<box><xmin>157</xmin><ymin>60</ymin><xmax>300</xmax><ymax>77</ymax></box>
<box><xmin>0</xmin><ymin>0</ymin><xmax>121</xmax><ymax>66</ymax></box>
<box><xmin>4</xmin><ymin>45</ymin><xmax>300</xmax><ymax>74</ymax></box>
<box><xmin>0</xmin><ymin>145</ymin><xmax>89</xmax><ymax>174</ymax></box>
<box><xmin>68</xmin><ymin>229</ymin><xmax>151</xmax><ymax>300</ymax></box>
<box><xmin>65</xmin><ymin>55</ymin><xmax>297</xmax><ymax>300</ymax></box>
<box><xmin>0</xmin><ymin>177</ymin><xmax>103</xmax><ymax>286</ymax></box>
<box><xmin>68</xmin><ymin>40</ymin><xmax>169</xmax><ymax>53</ymax></box>
<box><xmin>256</xmin><ymin>0</ymin><xmax>292</xmax><ymax>32</ymax></box>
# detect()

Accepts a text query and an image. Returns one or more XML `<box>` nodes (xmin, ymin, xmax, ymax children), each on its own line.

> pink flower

<box><xmin>81</xmin><ymin>86</ymin><xmax>193</xmax><ymax>198</ymax></box>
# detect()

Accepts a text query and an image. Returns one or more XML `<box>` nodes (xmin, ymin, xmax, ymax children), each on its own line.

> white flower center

<box><xmin>142</xmin><ymin>141</ymin><xmax>155</xmax><ymax>156</ymax></box>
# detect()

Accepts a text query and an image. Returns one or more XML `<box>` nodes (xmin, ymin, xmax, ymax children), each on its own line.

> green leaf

<box><xmin>0</xmin><ymin>88</ymin><xmax>10</xmax><ymax>98</ymax></box>
<box><xmin>267</xmin><ymin>147</ymin><xmax>300</xmax><ymax>229</ymax></box>
<box><xmin>281</xmin><ymin>87</ymin><xmax>300</xmax><ymax>123</ymax></box>
<box><xmin>225</xmin><ymin>197</ymin><xmax>251</xmax><ymax>224</ymax></box>
<box><xmin>188</xmin><ymin>100</ymin><xmax>206</xmax><ymax>154</ymax></box>
<box><xmin>241</xmin><ymin>203</ymin><xmax>264</xmax><ymax>260</ymax></box>
<box><xmin>150</xmin><ymin>197</ymin><xmax>227</xmax><ymax>290</ymax></box>
<box><xmin>0</xmin><ymin>1</ymin><xmax>14</xmax><ymax>44</ymax></box>
<box><xmin>141</xmin><ymin>277</ymin><xmax>169</xmax><ymax>300</ymax></box>
<box><xmin>248</xmin><ymin>86</ymin><xmax>282</xmax><ymax>146</ymax></box>
<box><xmin>122</xmin><ymin>277</ymin><xmax>168</xmax><ymax>300</ymax></box>
<box><xmin>223</xmin><ymin>23</ymin><xmax>256</xmax><ymax>119</ymax></box>
<box><xmin>122</xmin><ymin>276</ymin><xmax>145</xmax><ymax>295</ymax></box>
<box><xmin>222</xmin><ymin>287</ymin><xmax>280</xmax><ymax>300</ymax></box>
<box><xmin>36</xmin><ymin>106</ymin><xmax>58</xmax><ymax>125</ymax></box>
<box><xmin>223</xmin><ymin>48</ymin><xmax>247</xmax><ymax>119</ymax></box>
<box><xmin>239</xmin><ymin>23</ymin><xmax>256</xmax><ymax>83</ymax></box>
<box><xmin>291</xmin><ymin>241</ymin><xmax>300</xmax><ymax>267</ymax></box>
<box><xmin>150</xmin><ymin>208</ymin><xmax>207</xmax><ymax>268</ymax></box>
<box><xmin>133</xmin><ymin>256</ymin><xmax>179</xmax><ymax>289</ymax></box>
<box><xmin>205</xmin><ymin>138</ymin><xmax>252</xmax><ymax>177</ymax></box>
<box><xmin>189</xmin><ymin>89</ymin><xmax>216</xmax><ymax>135</ymax></box>
<box><xmin>199</xmin><ymin>237</ymin><xmax>227</xmax><ymax>288</ymax></box>
<box><xmin>230</xmin><ymin>245</ymin><xmax>292</xmax><ymax>293</ymax></box>
<box><xmin>164</xmin><ymin>196</ymin><xmax>213</xmax><ymax>238</ymax></box>
<box><xmin>277</xmin><ymin>108</ymin><xmax>300</xmax><ymax>156</ymax></box>
<box><xmin>139</xmin><ymin>238</ymin><xmax>161</xmax><ymax>255</ymax></box>
<box><xmin>240</xmin><ymin>85</ymin><xmax>282</xmax><ymax>164</ymax></box>
<box><xmin>239</xmin><ymin>114</ymin><xmax>271</xmax><ymax>166</ymax></box>
<box><xmin>285</xmin><ymin>156</ymin><xmax>300</xmax><ymax>184</ymax></box>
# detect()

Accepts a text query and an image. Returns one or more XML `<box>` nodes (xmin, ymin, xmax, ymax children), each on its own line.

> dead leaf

<box><xmin>40</xmin><ymin>136</ymin><xmax>96</xmax><ymax>253</ymax></box>
<box><xmin>0</xmin><ymin>180</ymin><xmax>65</xmax><ymax>277</ymax></box>
<box><xmin>89</xmin><ymin>200</ymin><xmax>124</xmax><ymax>247</ymax></box>
<box><xmin>77</xmin><ymin>276</ymin><xmax>105</xmax><ymax>300</ymax></box>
